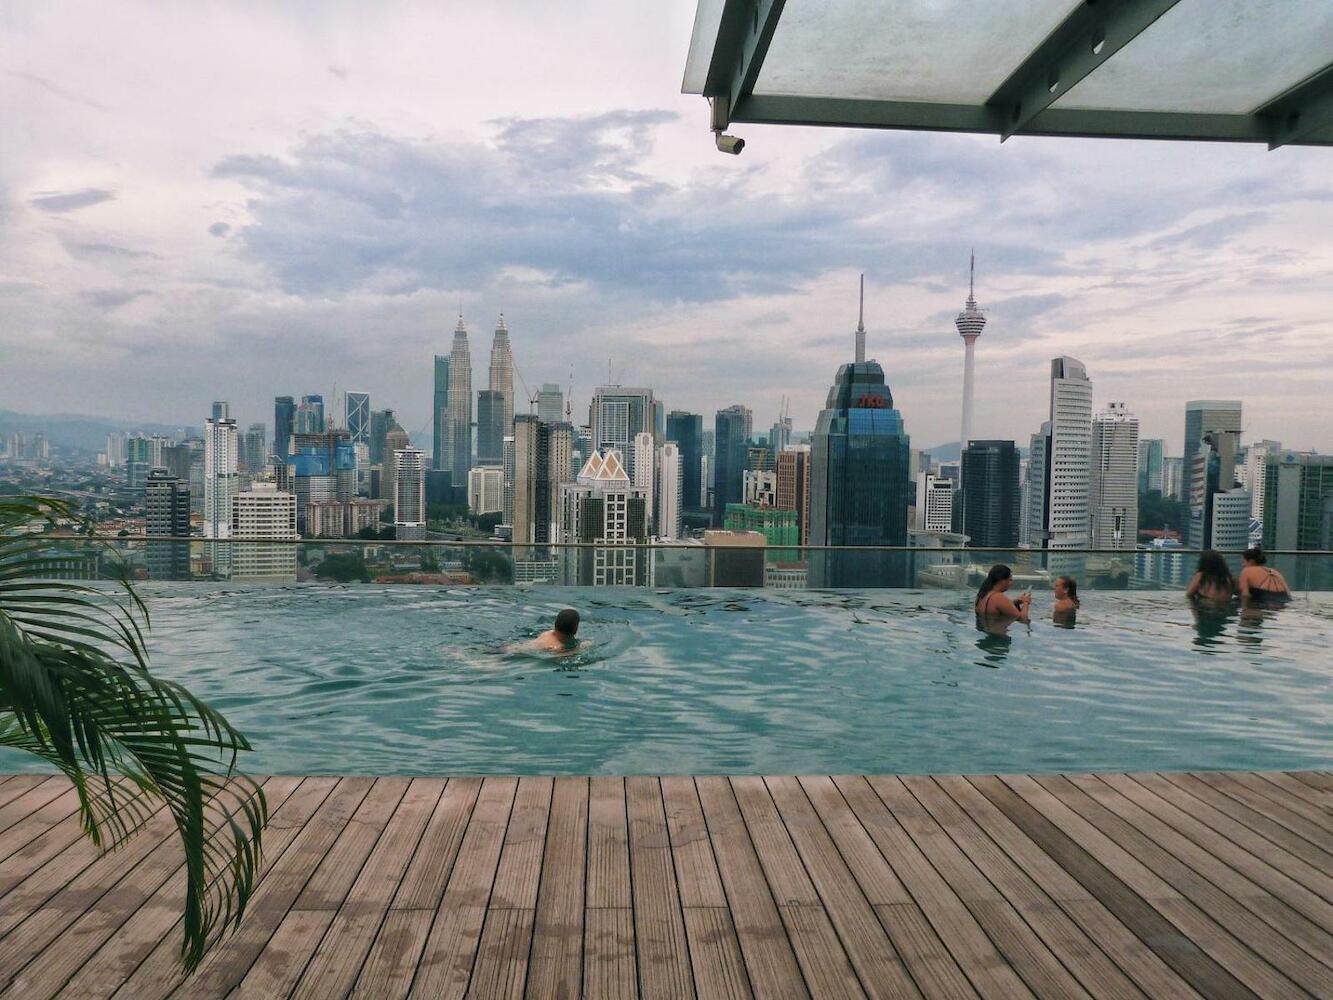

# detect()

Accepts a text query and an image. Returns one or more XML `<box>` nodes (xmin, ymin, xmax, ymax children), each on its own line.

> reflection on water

<box><xmin>2</xmin><ymin>587</ymin><xmax>1329</xmax><ymax>776</ymax></box>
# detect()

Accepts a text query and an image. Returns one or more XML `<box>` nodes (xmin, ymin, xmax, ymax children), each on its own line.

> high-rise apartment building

<box><xmin>1030</xmin><ymin>358</ymin><xmax>1093</xmax><ymax>551</ymax></box>
<box><xmin>502</xmin><ymin>435</ymin><xmax>516</xmax><ymax>528</ymax></box>
<box><xmin>1162</xmin><ymin>455</ymin><xmax>1184</xmax><ymax>501</ymax></box>
<box><xmin>230</xmin><ymin>482</ymin><xmax>298</xmax><ymax>581</ymax></box>
<box><xmin>656</xmin><ymin>442</ymin><xmax>682</xmax><ymax>540</ymax></box>
<box><xmin>393</xmin><ymin>446</ymin><xmax>426</xmax><ymax>541</ymax></box>
<box><xmin>1186</xmin><ymin>401</ymin><xmax>1242</xmax><ymax>549</ymax></box>
<box><xmin>145</xmin><ymin>468</ymin><xmax>191</xmax><ymax>580</ymax></box>
<box><xmin>538</xmin><ymin>384</ymin><xmax>564</xmax><ymax>425</ymax></box>
<box><xmin>1138</xmin><ymin>438</ymin><xmax>1165</xmax><ymax>493</ymax></box>
<box><xmin>488</xmin><ymin>315</ymin><xmax>514</xmax><ymax>441</ymax></box>
<box><xmin>962</xmin><ymin>440</ymin><xmax>1021</xmax><ymax>548</ymax></box>
<box><xmin>203</xmin><ymin>403</ymin><xmax>239</xmax><ymax>575</ymax></box>
<box><xmin>775</xmin><ymin>445</ymin><xmax>811</xmax><ymax>545</ymax></box>
<box><xmin>666</xmin><ymin>411</ymin><xmax>703</xmax><ymax>514</ymax></box>
<box><xmin>769</xmin><ymin>415</ymin><xmax>793</xmax><ymax>454</ymax></box>
<box><xmin>558</xmin><ymin>449</ymin><xmax>650</xmax><ymax>586</ymax></box>
<box><xmin>1209</xmin><ymin>488</ymin><xmax>1253</xmax><ymax>552</ymax></box>
<box><xmin>446</xmin><ymin>316</ymin><xmax>473</xmax><ymax>482</ymax></box>
<box><xmin>1263</xmin><ymin>451</ymin><xmax>1333</xmax><ymax>552</ymax></box>
<box><xmin>1021</xmin><ymin>423</ymin><xmax>1050</xmax><ymax>547</ymax></box>
<box><xmin>477</xmin><ymin>389</ymin><xmax>505</xmax><ymax>465</ymax></box>
<box><xmin>633</xmin><ymin>431</ymin><xmax>655</xmax><ymax>528</ymax></box>
<box><xmin>512</xmin><ymin>416</ymin><xmax>574</xmax><ymax>546</ymax></box>
<box><xmin>126</xmin><ymin>435</ymin><xmax>152</xmax><ymax>489</ymax></box>
<box><xmin>1090</xmin><ymin>403</ymin><xmax>1139</xmax><ymax>550</ymax></box>
<box><xmin>345</xmin><ymin>392</ymin><xmax>370</xmax><ymax>445</ymax></box>
<box><xmin>590</xmin><ymin>387</ymin><xmax>656</xmax><ymax>479</ymax></box>
<box><xmin>468</xmin><ymin>465</ymin><xmax>505</xmax><ymax>516</ymax></box>
<box><xmin>713</xmin><ymin>405</ymin><xmax>752</xmax><ymax>527</ymax></box>
<box><xmin>1244</xmin><ymin>439</ymin><xmax>1282</xmax><ymax>521</ymax></box>
<box><xmin>433</xmin><ymin>353</ymin><xmax>449</xmax><ymax>471</ymax></box>
<box><xmin>380</xmin><ymin>423</ymin><xmax>410</xmax><ymax>502</ymax></box>
<box><xmin>106</xmin><ymin>432</ymin><xmax>126</xmax><ymax>469</ymax></box>
<box><xmin>273</xmin><ymin>396</ymin><xmax>296</xmax><ymax>460</ymax></box>
<box><xmin>915</xmin><ymin>472</ymin><xmax>955</xmax><ymax>533</ymax></box>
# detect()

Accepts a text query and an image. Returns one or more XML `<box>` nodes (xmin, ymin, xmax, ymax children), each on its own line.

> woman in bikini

<box><xmin>1185</xmin><ymin>550</ymin><xmax>1236</xmax><ymax>603</ymax></box>
<box><xmin>975</xmin><ymin>564</ymin><xmax>1031</xmax><ymax>621</ymax></box>
<box><xmin>1052</xmin><ymin>575</ymin><xmax>1080</xmax><ymax>624</ymax></box>
<box><xmin>1237</xmin><ymin>547</ymin><xmax>1291</xmax><ymax>604</ymax></box>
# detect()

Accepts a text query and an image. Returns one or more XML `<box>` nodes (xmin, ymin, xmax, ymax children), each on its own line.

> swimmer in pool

<box><xmin>1053</xmin><ymin>575</ymin><xmax>1080</xmax><ymax>623</ymax></box>
<box><xmin>1186</xmin><ymin>550</ymin><xmax>1236</xmax><ymax>604</ymax></box>
<box><xmin>975</xmin><ymin>564</ymin><xmax>1030</xmax><ymax>621</ymax></box>
<box><xmin>527</xmin><ymin>608</ymin><xmax>582</xmax><ymax>654</ymax></box>
<box><xmin>1237</xmin><ymin>547</ymin><xmax>1291</xmax><ymax>605</ymax></box>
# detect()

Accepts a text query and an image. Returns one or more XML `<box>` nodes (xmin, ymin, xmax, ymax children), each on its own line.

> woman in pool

<box><xmin>1238</xmin><ymin>547</ymin><xmax>1291</xmax><ymax>604</ymax></box>
<box><xmin>1186</xmin><ymin>550</ymin><xmax>1236</xmax><ymax>603</ymax></box>
<box><xmin>1053</xmin><ymin>575</ymin><xmax>1080</xmax><ymax>622</ymax></box>
<box><xmin>975</xmin><ymin>564</ymin><xmax>1030</xmax><ymax>620</ymax></box>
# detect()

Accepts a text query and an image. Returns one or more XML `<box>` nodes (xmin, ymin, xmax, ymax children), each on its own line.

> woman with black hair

<box><xmin>1238</xmin><ymin>547</ymin><xmax>1291</xmax><ymax>603</ymax></box>
<box><xmin>1186</xmin><ymin>550</ymin><xmax>1236</xmax><ymax>603</ymax></box>
<box><xmin>975</xmin><ymin>564</ymin><xmax>1030</xmax><ymax>620</ymax></box>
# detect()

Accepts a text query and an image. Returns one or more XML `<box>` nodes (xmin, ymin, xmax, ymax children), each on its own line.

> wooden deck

<box><xmin>0</xmin><ymin>771</ymin><xmax>1328</xmax><ymax>998</ymax></box>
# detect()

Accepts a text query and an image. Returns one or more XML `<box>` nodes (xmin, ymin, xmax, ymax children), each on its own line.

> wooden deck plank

<box><xmin>469</xmin><ymin>776</ymin><xmax>552</xmax><ymax>999</ymax></box>
<box><xmin>0</xmin><ymin>784</ymin><xmax>81</xmax><ymax>866</ymax></box>
<box><xmin>681</xmin><ymin>906</ymin><xmax>753</xmax><ymax>1000</ymax></box>
<box><xmin>695</xmin><ymin>776</ymin><xmax>810</xmax><ymax>1000</ymax></box>
<box><xmin>60</xmin><ymin>776</ymin><xmax>323</xmax><ymax>1000</ymax></box>
<box><xmin>0</xmin><ymin>777</ymin><xmax>66</xmax><ymax>836</ymax></box>
<box><xmin>0</xmin><ymin>788</ymin><xmax>88</xmax><ymax>891</ymax></box>
<box><xmin>1256</xmin><ymin>771</ymin><xmax>1331</xmax><ymax>809</ymax></box>
<box><xmin>1289</xmin><ymin>771</ymin><xmax>1332</xmax><ymax>793</ymax></box>
<box><xmin>869</xmin><ymin>775</ymin><xmax>1094</xmax><ymax>1000</ymax></box>
<box><xmin>765</xmin><ymin>776</ymin><xmax>923</xmax><ymax>1000</ymax></box>
<box><xmin>583</xmin><ymin>907</ymin><xmax>638</xmax><ymax>1000</ymax></box>
<box><xmin>626</xmin><ymin>776</ymin><xmax>695</xmax><ymax>1000</ymax></box>
<box><xmin>1156</xmin><ymin>771</ymin><xmax>1333</xmax><ymax>873</ymax></box>
<box><xmin>1049</xmin><ymin>773</ymin><xmax>1330</xmax><ymax>994</ymax></box>
<box><xmin>351</xmin><ymin>909</ymin><xmax>433</xmax><ymax>1000</ymax></box>
<box><xmin>1192</xmin><ymin>771</ymin><xmax>1330</xmax><ymax>850</ymax></box>
<box><xmin>586</xmin><ymin>776</ymin><xmax>632</xmax><ymax>909</ymax></box>
<box><xmin>391</xmin><ymin>776</ymin><xmax>483</xmax><ymax>911</ymax></box>
<box><xmin>289</xmin><ymin>777</ymin><xmax>445</xmax><ymax>1000</ymax></box>
<box><xmin>231</xmin><ymin>909</ymin><xmax>336</xmax><ymax>1000</ymax></box>
<box><xmin>525</xmin><ymin>776</ymin><xmax>588</xmax><ymax>1000</ymax></box>
<box><xmin>831</xmin><ymin>775</ymin><xmax>1033</xmax><ymax>999</ymax></box>
<box><xmin>1232</xmin><ymin>771</ymin><xmax>1329</xmax><ymax>825</ymax></box>
<box><xmin>934</xmin><ymin>775</ymin><xmax>1202</xmax><ymax>1000</ymax></box>
<box><xmin>661</xmin><ymin>776</ymin><xmax>728</xmax><ymax>908</ymax></box>
<box><xmin>728</xmin><ymin>776</ymin><xmax>864</xmax><ymax>999</ymax></box>
<box><xmin>902</xmin><ymin>775</ymin><xmax>1147</xmax><ymax>1000</ymax></box>
<box><xmin>407</xmin><ymin>775</ymin><xmax>517</xmax><ymax>999</ymax></box>
<box><xmin>0</xmin><ymin>774</ymin><xmax>47</xmax><ymax>810</ymax></box>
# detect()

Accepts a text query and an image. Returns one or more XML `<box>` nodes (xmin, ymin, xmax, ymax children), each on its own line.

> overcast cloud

<box><xmin>1</xmin><ymin>1</ymin><xmax>1331</xmax><ymax>451</ymax></box>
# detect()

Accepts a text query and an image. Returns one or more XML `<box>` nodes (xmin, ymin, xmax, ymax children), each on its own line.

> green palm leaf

<box><xmin>0</xmin><ymin>494</ymin><xmax>267</xmax><ymax>971</ymax></box>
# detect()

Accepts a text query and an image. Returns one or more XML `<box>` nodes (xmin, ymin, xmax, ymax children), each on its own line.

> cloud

<box><xmin>60</xmin><ymin>238</ymin><xmax>160</xmax><ymax>260</ymax></box>
<box><xmin>7</xmin><ymin>71</ymin><xmax>109</xmax><ymax>112</ymax></box>
<box><xmin>29</xmin><ymin>188</ymin><xmax>116</xmax><ymax>213</ymax></box>
<box><xmin>80</xmin><ymin>288</ymin><xmax>152</xmax><ymax>309</ymax></box>
<box><xmin>327</xmin><ymin>64</ymin><xmax>349</xmax><ymax>81</ymax></box>
<box><xmin>208</xmin><ymin>221</ymin><xmax>231</xmax><ymax>237</ymax></box>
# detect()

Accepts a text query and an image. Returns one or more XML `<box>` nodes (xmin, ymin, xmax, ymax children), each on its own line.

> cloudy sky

<box><xmin>3</xmin><ymin>1</ymin><xmax>1332</xmax><ymax>453</ymax></box>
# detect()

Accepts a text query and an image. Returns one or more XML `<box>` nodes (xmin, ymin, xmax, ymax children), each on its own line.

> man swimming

<box><xmin>529</xmin><ymin>608</ymin><xmax>581</xmax><ymax>653</ymax></box>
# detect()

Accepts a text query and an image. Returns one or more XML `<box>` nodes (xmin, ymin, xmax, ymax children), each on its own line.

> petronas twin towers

<box><xmin>433</xmin><ymin>313</ymin><xmax>514</xmax><ymax>484</ymax></box>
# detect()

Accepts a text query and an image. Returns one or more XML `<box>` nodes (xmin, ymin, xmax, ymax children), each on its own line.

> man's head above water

<box><xmin>553</xmin><ymin>608</ymin><xmax>580</xmax><ymax>638</ymax></box>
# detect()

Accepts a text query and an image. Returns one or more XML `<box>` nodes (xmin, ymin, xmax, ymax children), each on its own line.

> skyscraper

<box><xmin>433</xmin><ymin>354</ymin><xmax>449</xmax><ymax>471</ymax></box>
<box><xmin>145</xmin><ymin>468</ymin><xmax>191</xmax><ymax>580</ymax></box>
<box><xmin>230</xmin><ymin>482</ymin><xmax>298</xmax><ymax>581</ymax></box>
<box><xmin>712</xmin><ymin>405</ymin><xmax>752</xmax><ymax>527</ymax></box>
<box><xmin>204</xmin><ymin>404</ymin><xmax>239</xmax><ymax>575</ymax></box>
<box><xmin>1263</xmin><ymin>452</ymin><xmax>1333</xmax><ymax>553</ymax></box>
<box><xmin>393</xmin><ymin>446</ymin><xmax>426</xmax><ymax>541</ymax></box>
<box><xmin>512</xmin><ymin>415</ymin><xmax>574</xmax><ymax>546</ymax></box>
<box><xmin>274</xmin><ymin>396</ymin><xmax>296</xmax><ymax>460</ymax></box>
<box><xmin>380</xmin><ymin>423</ymin><xmax>411</xmax><ymax>501</ymax></box>
<box><xmin>477</xmin><ymin>389</ymin><xmax>505</xmax><ymax>465</ymax></box>
<box><xmin>1137</xmin><ymin>438</ymin><xmax>1165</xmax><ymax>493</ymax></box>
<box><xmin>345</xmin><ymin>392</ymin><xmax>370</xmax><ymax>445</ymax></box>
<box><xmin>1162</xmin><ymin>456</ymin><xmax>1184</xmax><ymax>501</ymax></box>
<box><xmin>1022</xmin><ymin>422</ymin><xmax>1050</xmax><ymax>547</ymax></box>
<box><xmin>961</xmin><ymin>440</ymin><xmax>1021</xmax><ymax>548</ymax></box>
<box><xmin>295</xmin><ymin>395</ymin><xmax>325</xmax><ymax>435</ymax></box>
<box><xmin>502</xmin><ymin>435</ymin><xmax>516</xmax><ymax>528</ymax></box>
<box><xmin>1183</xmin><ymin>400</ymin><xmax>1242</xmax><ymax>492</ymax></box>
<box><xmin>468</xmin><ymin>465</ymin><xmax>505</xmax><ymax>516</ymax></box>
<box><xmin>775</xmin><ymin>444</ymin><xmax>811</xmax><ymax>545</ymax></box>
<box><xmin>538</xmin><ymin>383</ymin><xmax>564</xmax><ymax>425</ymax></box>
<box><xmin>955</xmin><ymin>252</ymin><xmax>986</xmax><ymax>455</ymax></box>
<box><xmin>590</xmin><ymin>387</ymin><xmax>656</xmax><ymax>479</ymax></box>
<box><xmin>1033</xmin><ymin>358</ymin><xmax>1093</xmax><ymax>552</ymax></box>
<box><xmin>1188</xmin><ymin>426</ymin><xmax>1244</xmax><ymax>550</ymax></box>
<box><xmin>488</xmin><ymin>315</ymin><xmax>514</xmax><ymax>439</ymax></box>
<box><xmin>558</xmin><ymin>449</ymin><xmax>650</xmax><ymax>586</ymax></box>
<box><xmin>1090</xmin><ymin>403</ymin><xmax>1139</xmax><ymax>550</ymax></box>
<box><xmin>1244</xmin><ymin>439</ymin><xmax>1282</xmax><ymax>521</ymax></box>
<box><xmin>126</xmin><ymin>435</ymin><xmax>152</xmax><ymax>489</ymax></box>
<box><xmin>447</xmin><ymin>316</ymin><xmax>473</xmax><ymax>482</ymax></box>
<box><xmin>656</xmin><ymin>442</ymin><xmax>683</xmax><ymax>540</ymax></box>
<box><xmin>915</xmin><ymin>472</ymin><xmax>955</xmax><ymax>533</ymax></box>
<box><xmin>633</xmin><ymin>431</ymin><xmax>655</xmax><ymax>528</ymax></box>
<box><xmin>666</xmin><ymin>411</ymin><xmax>703</xmax><ymax>515</ymax></box>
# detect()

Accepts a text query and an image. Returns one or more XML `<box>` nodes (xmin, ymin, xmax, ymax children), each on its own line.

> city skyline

<box><xmin>4</xmin><ymin>6</ymin><xmax>1332</xmax><ymax>454</ymax></box>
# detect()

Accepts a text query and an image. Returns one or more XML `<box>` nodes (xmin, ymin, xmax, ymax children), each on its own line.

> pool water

<box><xmin>4</xmin><ymin>586</ymin><xmax>1330</xmax><ymax>776</ymax></box>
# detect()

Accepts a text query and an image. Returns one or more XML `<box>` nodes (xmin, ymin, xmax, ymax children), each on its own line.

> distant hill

<box><xmin>0</xmin><ymin>410</ymin><xmax>196</xmax><ymax>454</ymax></box>
<box><xmin>923</xmin><ymin>440</ymin><xmax>1029</xmax><ymax>463</ymax></box>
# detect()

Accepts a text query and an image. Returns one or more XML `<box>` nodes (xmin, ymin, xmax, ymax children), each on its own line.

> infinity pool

<box><xmin>5</xmin><ymin>587</ymin><xmax>1331</xmax><ymax>776</ymax></box>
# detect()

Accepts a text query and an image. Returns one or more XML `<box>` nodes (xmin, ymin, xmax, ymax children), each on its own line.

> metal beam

<box><xmin>732</xmin><ymin>93</ymin><xmax>1333</xmax><ymax>147</ymax></box>
<box><xmin>987</xmin><ymin>0</ymin><xmax>1183</xmax><ymax>140</ymax></box>
<box><xmin>700</xmin><ymin>0</ymin><xmax>786</xmax><ymax>129</ymax></box>
<box><xmin>1258</xmin><ymin>62</ymin><xmax>1333</xmax><ymax>149</ymax></box>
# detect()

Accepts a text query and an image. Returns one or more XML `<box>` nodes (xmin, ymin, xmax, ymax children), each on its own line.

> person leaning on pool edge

<box><xmin>1238</xmin><ymin>547</ymin><xmax>1292</xmax><ymax>604</ymax></box>
<box><xmin>975</xmin><ymin>564</ymin><xmax>1030</xmax><ymax>620</ymax></box>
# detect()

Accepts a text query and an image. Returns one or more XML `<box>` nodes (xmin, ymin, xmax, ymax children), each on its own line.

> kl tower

<box><xmin>955</xmin><ymin>251</ymin><xmax>986</xmax><ymax>451</ymax></box>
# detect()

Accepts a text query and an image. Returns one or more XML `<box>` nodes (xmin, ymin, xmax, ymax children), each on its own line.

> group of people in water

<box><xmin>976</xmin><ymin>546</ymin><xmax>1291</xmax><ymax>623</ymax></box>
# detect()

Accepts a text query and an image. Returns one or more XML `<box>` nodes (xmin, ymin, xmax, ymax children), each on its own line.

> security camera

<box><xmin>714</xmin><ymin>133</ymin><xmax>745</xmax><ymax>155</ymax></box>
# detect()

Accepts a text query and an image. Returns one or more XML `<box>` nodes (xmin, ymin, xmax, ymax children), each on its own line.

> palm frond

<box><xmin>0</xmin><ymin>494</ymin><xmax>267</xmax><ymax>971</ymax></box>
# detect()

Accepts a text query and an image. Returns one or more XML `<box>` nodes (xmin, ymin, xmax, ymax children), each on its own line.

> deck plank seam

<box><xmin>644</xmin><ymin>775</ymin><xmax>701</xmax><ymax>1000</ymax></box>
<box><xmin>1192</xmin><ymin>773</ymin><xmax>1331</xmax><ymax>854</ymax></box>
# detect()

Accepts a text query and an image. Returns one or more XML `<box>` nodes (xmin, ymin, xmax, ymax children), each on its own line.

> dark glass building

<box><xmin>713</xmin><ymin>405</ymin><xmax>752</xmax><ymax>527</ymax></box>
<box><xmin>808</xmin><ymin>360</ymin><xmax>911</xmax><ymax>586</ymax></box>
<box><xmin>145</xmin><ymin>468</ymin><xmax>191</xmax><ymax>580</ymax></box>
<box><xmin>666</xmin><ymin>410</ymin><xmax>703</xmax><ymax>513</ymax></box>
<box><xmin>273</xmin><ymin>396</ymin><xmax>295</xmax><ymax>460</ymax></box>
<box><xmin>961</xmin><ymin>440</ymin><xmax>1021</xmax><ymax>548</ymax></box>
<box><xmin>433</xmin><ymin>354</ymin><xmax>450</xmax><ymax>471</ymax></box>
<box><xmin>477</xmin><ymin>389</ymin><xmax>505</xmax><ymax>465</ymax></box>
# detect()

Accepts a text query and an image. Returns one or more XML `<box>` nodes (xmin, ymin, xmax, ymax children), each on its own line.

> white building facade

<box><xmin>656</xmin><ymin>442</ymin><xmax>683</xmax><ymax>541</ymax></box>
<box><xmin>1044</xmin><ymin>358</ymin><xmax>1093</xmax><ymax>550</ymax></box>
<box><xmin>914</xmin><ymin>472</ymin><xmax>954</xmax><ymax>533</ymax></box>
<box><xmin>468</xmin><ymin>465</ymin><xmax>505</xmax><ymax>516</ymax></box>
<box><xmin>230</xmin><ymin>482</ymin><xmax>298</xmax><ymax>581</ymax></box>
<box><xmin>1090</xmin><ymin>402</ymin><xmax>1139</xmax><ymax>550</ymax></box>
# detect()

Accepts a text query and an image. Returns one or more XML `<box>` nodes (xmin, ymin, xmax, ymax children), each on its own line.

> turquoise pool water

<box><xmin>4</xmin><ymin>587</ymin><xmax>1330</xmax><ymax>776</ymax></box>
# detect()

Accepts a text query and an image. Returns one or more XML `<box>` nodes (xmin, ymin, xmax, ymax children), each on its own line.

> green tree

<box><xmin>420</xmin><ymin>549</ymin><xmax>441</xmax><ymax>573</ymax></box>
<box><xmin>0</xmin><ymin>496</ymin><xmax>266</xmax><ymax>971</ymax></box>
<box><xmin>1138</xmin><ymin>490</ymin><xmax>1186</xmax><ymax>537</ymax></box>
<box><xmin>312</xmin><ymin>552</ymin><xmax>371</xmax><ymax>583</ymax></box>
<box><xmin>463</xmin><ymin>546</ymin><xmax>514</xmax><ymax>583</ymax></box>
